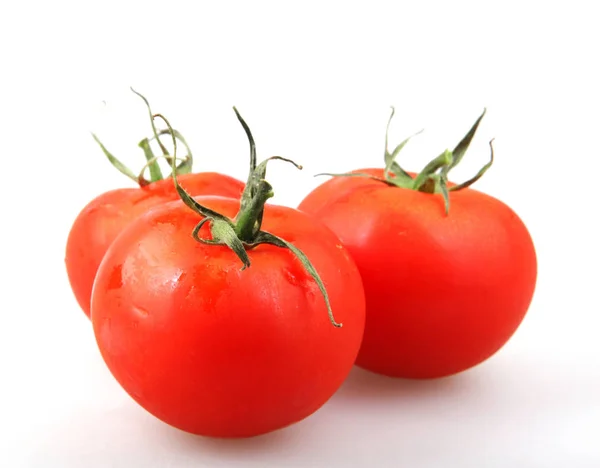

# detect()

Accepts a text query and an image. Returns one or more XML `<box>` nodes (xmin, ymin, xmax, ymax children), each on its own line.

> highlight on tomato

<box><xmin>298</xmin><ymin>108</ymin><xmax>537</xmax><ymax>379</ymax></box>
<box><xmin>90</xmin><ymin>110</ymin><xmax>366</xmax><ymax>438</ymax></box>
<box><xmin>65</xmin><ymin>89</ymin><xmax>245</xmax><ymax>318</ymax></box>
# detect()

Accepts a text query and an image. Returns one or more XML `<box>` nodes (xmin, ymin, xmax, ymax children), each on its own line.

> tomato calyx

<box><xmin>91</xmin><ymin>88</ymin><xmax>193</xmax><ymax>187</ymax></box>
<box><xmin>155</xmin><ymin>110</ymin><xmax>343</xmax><ymax>328</ymax></box>
<box><xmin>319</xmin><ymin>108</ymin><xmax>495</xmax><ymax>215</ymax></box>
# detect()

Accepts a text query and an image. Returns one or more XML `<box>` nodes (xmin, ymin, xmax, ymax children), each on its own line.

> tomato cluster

<box><xmin>65</xmin><ymin>93</ymin><xmax>537</xmax><ymax>438</ymax></box>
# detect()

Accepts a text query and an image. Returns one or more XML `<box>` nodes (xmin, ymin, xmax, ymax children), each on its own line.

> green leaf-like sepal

<box><xmin>448</xmin><ymin>108</ymin><xmax>487</xmax><ymax>171</ymax></box>
<box><xmin>91</xmin><ymin>133</ymin><xmax>141</xmax><ymax>185</ymax></box>
<box><xmin>383</xmin><ymin>106</ymin><xmax>423</xmax><ymax>181</ymax></box>
<box><xmin>130</xmin><ymin>87</ymin><xmax>170</xmax><ymax>158</ymax></box>
<box><xmin>233</xmin><ymin>106</ymin><xmax>257</xmax><ymax>176</ymax></box>
<box><xmin>149</xmin><ymin>128</ymin><xmax>193</xmax><ymax>176</ymax></box>
<box><xmin>449</xmin><ymin>139</ymin><xmax>495</xmax><ymax>192</ymax></box>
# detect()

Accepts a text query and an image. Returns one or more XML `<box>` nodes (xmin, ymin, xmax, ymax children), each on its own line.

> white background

<box><xmin>1</xmin><ymin>1</ymin><xmax>599</xmax><ymax>467</ymax></box>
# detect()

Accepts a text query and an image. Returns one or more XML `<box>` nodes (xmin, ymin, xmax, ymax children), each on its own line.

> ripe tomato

<box><xmin>91</xmin><ymin>195</ymin><xmax>365</xmax><ymax>437</ymax></box>
<box><xmin>65</xmin><ymin>173</ymin><xmax>244</xmax><ymax>318</ymax></box>
<box><xmin>298</xmin><ymin>109</ymin><xmax>537</xmax><ymax>379</ymax></box>
<box><xmin>90</xmin><ymin>107</ymin><xmax>365</xmax><ymax>438</ymax></box>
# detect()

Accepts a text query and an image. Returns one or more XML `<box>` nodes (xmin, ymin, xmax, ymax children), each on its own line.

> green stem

<box><xmin>234</xmin><ymin>180</ymin><xmax>275</xmax><ymax>241</ymax></box>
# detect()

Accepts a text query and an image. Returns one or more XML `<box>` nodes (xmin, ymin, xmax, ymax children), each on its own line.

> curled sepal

<box><xmin>136</xmin><ymin>154</ymin><xmax>192</xmax><ymax>187</ymax></box>
<box><xmin>131</xmin><ymin>87</ymin><xmax>171</xmax><ymax>158</ymax></box>
<box><xmin>155</xmin><ymin>113</ymin><xmax>231</xmax><ymax>224</ymax></box>
<box><xmin>449</xmin><ymin>139</ymin><xmax>495</xmax><ymax>192</ymax></box>
<box><xmin>91</xmin><ymin>133</ymin><xmax>141</xmax><ymax>185</ymax></box>
<box><xmin>253</xmin><ymin>231</ymin><xmax>342</xmax><ymax>328</ymax></box>
<box><xmin>254</xmin><ymin>156</ymin><xmax>303</xmax><ymax>184</ymax></box>
<box><xmin>147</xmin><ymin>117</ymin><xmax>193</xmax><ymax>178</ymax></box>
<box><xmin>193</xmin><ymin>218</ymin><xmax>251</xmax><ymax>270</ymax></box>
<box><xmin>148</xmin><ymin>128</ymin><xmax>194</xmax><ymax>176</ymax></box>
<box><xmin>129</xmin><ymin>87</ymin><xmax>171</xmax><ymax>182</ymax></box>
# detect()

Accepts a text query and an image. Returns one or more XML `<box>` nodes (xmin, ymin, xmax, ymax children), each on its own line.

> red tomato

<box><xmin>298</xmin><ymin>167</ymin><xmax>537</xmax><ymax>379</ymax></box>
<box><xmin>91</xmin><ymin>196</ymin><xmax>365</xmax><ymax>437</ymax></box>
<box><xmin>65</xmin><ymin>172</ymin><xmax>244</xmax><ymax>318</ymax></box>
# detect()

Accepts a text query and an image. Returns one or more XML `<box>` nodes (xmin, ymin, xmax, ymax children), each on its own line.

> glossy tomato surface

<box><xmin>91</xmin><ymin>196</ymin><xmax>365</xmax><ymax>437</ymax></box>
<box><xmin>65</xmin><ymin>173</ymin><xmax>244</xmax><ymax>318</ymax></box>
<box><xmin>299</xmin><ymin>168</ymin><xmax>537</xmax><ymax>379</ymax></box>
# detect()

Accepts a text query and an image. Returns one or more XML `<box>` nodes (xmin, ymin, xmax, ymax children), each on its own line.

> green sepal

<box><xmin>448</xmin><ymin>108</ymin><xmax>486</xmax><ymax>171</ymax></box>
<box><xmin>233</xmin><ymin>106</ymin><xmax>257</xmax><ymax>175</ymax></box>
<box><xmin>148</xmin><ymin>129</ymin><xmax>193</xmax><ymax>176</ymax></box>
<box><xmin>173</xmin><ymin>167</ymin><xmax>233</xmax><ymax>223</ymax></box>
<box><xmin>209</xmin><ymin>218</ymin><xmax>252</xmax><ymax>270</ymax></box>
<box><xmin>130</xmin><ymin>87</ymin><xmax>170</xmax><ymax>157</ymax></box>
<box><xmin>449</xmin><ymin>138</ymin><xmax>495</xmax><ymax>192</ymax></box>
<box><xmin>91</xmin><ymin>133</ymin><xmax>141</xmax><ymax>185</ymax></box>
<box><xmin>383</xmin><ymin>106</ymin><xmax>422</xmax><ymax>181</ymax></box>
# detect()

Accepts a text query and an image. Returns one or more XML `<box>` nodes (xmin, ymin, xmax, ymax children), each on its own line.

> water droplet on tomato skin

<box><xmin>284</xmin><ymin>269</ymin><xmax>300</xmax><ymax>287</ymax></box>
<box><xmin>132</xmin><ymin>305</ymin><xmax>150</xmax><ymax>318</ymax></box>
<box><xmin>282</xmin><ymin>268</ymin><xmax>318</xmax><ymax>301</ymax></box>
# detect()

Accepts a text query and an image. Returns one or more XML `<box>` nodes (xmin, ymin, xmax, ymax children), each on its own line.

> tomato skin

<box><xmin>65</xmin><ymin>173</ymin><xmax>245</xmax><ymax>318</ymax></box>
<box><xmin>91</xmin><ymin>196</ymin><xmax>365</xmax><ymax>437</ymax></box>
<box><xmin>298</xmin><ymin>168</ymin><xmax>537</xmax><ymax>379</ymax></box>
